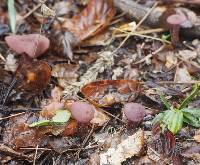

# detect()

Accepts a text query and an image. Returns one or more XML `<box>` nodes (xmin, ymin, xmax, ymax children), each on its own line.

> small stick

<box><xmin>152</xmin><ymin>81</ymin><xmax>200</xmax><ymax>84</ymax></box>
<box><xmin>114</xmin><ymin>28</ymin><xmax>166</xmax><ymax>38</ymax></box>
<box><xmin>33</xmin><ymin>145</ymin><xmax>39</xmax><ymax>165</ymax></box>
<box><xmin>20</xmin><ymin>147</ymin><xmax>51</xmax><ymax>151</ymax></box>
<box><xmin>0</xmin><ymin>53</ymin><xmax>6</xmax><ymax>62</ymax></box>
<box><xmin>112</xmin><ymin>1</ymin><xmax>159</xmax><ymax>54</ymax></box>
<box><xmin>0</xmin><ymin>112</ymin><xmax>25</xmax><ymax>121</ymax></box>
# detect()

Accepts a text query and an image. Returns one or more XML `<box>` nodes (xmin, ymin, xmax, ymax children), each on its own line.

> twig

<box><xmin>33</xmin><ymin>145</ymin><xmax>39</xmax><ymax>165</ymax></box>
<box><xmin>20</xmin><ymin>147</ymin><xmax>51</xmax><ymax>151</ymax></box>
<box><xmin>133</xmin><ymin>44</ymin><xmax>166</xmax><ymax>65</ymax></box>
<box><xmin>112</xmin><ymin>1</ymin><xmax>159</xmax><ymax>54</ymax></box>
<box><xmin>114</xmin><ymin>28</ymin><xmax>171</xmax><ymax>44</ymax></box>
<box><xmin>114</xmin><ymin>28</ymin><xmax>166</xmax><ymax>38</ymax></box>
<box><xmin>151</xmin><ymin>81</ymin><xmax>200</xmax><ymax>84</ymax></box>
<box><xmin>75</xmin><ymin>124</ymin><xmax>95</xmax><ymax>159</ymax></box>
<box><xmin>0</xmin><ymin>112</ymin><xmax>25</xmax><ymax>121</ymax></box>
<box><xmin>0</xmin><ymin>53</ymin><xmax>6</xmax><ymax>62</ymax></box>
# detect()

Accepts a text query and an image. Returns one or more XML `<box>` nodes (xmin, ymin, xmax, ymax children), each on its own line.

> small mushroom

<box><xmin>123</xmin><ymin>103</ymin><xmax>145</xmax><ymax>124</ymax></box>
<box><xmin>5</xmin><ymin>34</ymin><xmax>50</xmax><ymax>58</ymax></box>
<box><xmin>69</xmin><ymin>102</ymin><xmax>95</xmax><ymax>123</ymax></box>
<box><xmin>166</xmin><ymin>14</ymin><xmax>187</xmax><ymax>47</ymax></box>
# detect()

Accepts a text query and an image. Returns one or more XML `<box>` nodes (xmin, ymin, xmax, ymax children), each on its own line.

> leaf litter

<box><xmin>1</xmin><ymin>0</ymin><xmax>200</xmax><ymax>164</ymax></box>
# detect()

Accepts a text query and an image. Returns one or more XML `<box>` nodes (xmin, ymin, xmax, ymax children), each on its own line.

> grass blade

<box><xmin>159</xmin><ymin>93</ymin><xmax>172</xmax><ymax>110</ymax></box>
<box><xmin>8</xmin><ymin>0</ymin><xmax>16</xmax><ymax>33</ymax></box>
<box><xmin>179</xmin><ymin>84</ymin><xmax>199</xmax><ymax>110</ymax></box>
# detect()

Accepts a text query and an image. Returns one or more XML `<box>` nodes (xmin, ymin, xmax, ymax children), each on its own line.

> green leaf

<box><xmin>159</xmin><ymin>93</ymin><xmax>172</xmax><ymax>110</ymax></box>
<box><xmin>179</xmin><ymin>84</ymin><xmax>199</xmax><ymax>110</ymax></box>
<box><xmin>29</xmin><ymin>120</ymin><xmax>50</xmax><ymax>127</ymax></box>
<box><xmin>162</xmin><ymin>110</ymin><xmax>174</xmax><ymax>124</ymax></box>
<box><xmin>161</xmin><ymin>33</ymin><xmax>171</xmax><ymax>41</ymax></box>
<box><xmin>8</xmin><ymin>0</ymin><xmax>16</xmax><ymax>33</ymax></box>
<box><xmin>52</xmin><ymin>110</ymin><xmax>71</xmax><ymax>123</ymax></box>
<box><xmin>183</xmin><ymin>112</ymin><xmax>200</xmax><ymax>127</ymax></box>
<box><xmin>167</xmin><ymin>110</ymin><xmax>183</xmax><ymax>134</ymax></box>
<box><xmin>152</xmin><ymin>113</ymin><xmax>164</xmax><ymax>125</ymax></box>
<box><xmin>182</xmin><ymin>108</ymin><xmax>200</xmax><ymax>117</ymax></box>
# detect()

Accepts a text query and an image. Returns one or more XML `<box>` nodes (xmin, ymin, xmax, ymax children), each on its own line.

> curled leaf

<box><xmin>81</xmin><ymin>80</ymin><xmax>140</xmax><ymax>107</ymax></box>
<box><xmin>15</xmin><ymin>61</ymin><xmax>51</xmax><ymax>93</ymax></box>
<box><xmin>62</xmin><ymin>0</ymin><xmax>115</xmax><ymax>42</ymax></box>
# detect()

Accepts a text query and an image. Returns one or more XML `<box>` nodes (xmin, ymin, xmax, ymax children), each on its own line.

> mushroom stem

<box><xmin>170</xmin><ymin>25</ymin><xmax>180</xmax><ymax>47</ymax></box>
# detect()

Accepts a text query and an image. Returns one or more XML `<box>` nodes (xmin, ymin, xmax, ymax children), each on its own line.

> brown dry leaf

<box><xmin>113</xmin><ymin>21</ymin><xmax>136</xmax><ymax>34</ymax></box>
<box><xmin>165</xmin><ymin>52</ymin><xmax>177</xmax><ymax>69</ymax></box>
<box><xmin>3</xmin><ymin>113</ymin><xmax>50</xmax><ymax>148</ymax></box>
<box><xmin>178</xmin><ymin>49</ymin><xmax>197</xmax><ymax>61</ymax></box>
<box><xmin>62</xmin><ymin>0</ymin><xmax>115</xmax><ymax>42</ymax></box>
<box><xmin>174</xmin><ymin>65</ymin><xmax>192</xmax><ymax>82</ymax></box>
<box><xmin>16</xmin><ymin>61</ymin><xmax>51</xmax><ymax>93</ymax></box>
<box><xmin>90</xmin><ymin>108</ymin><xmax>110</xmax><ymax>126</ymax></box>
<box><xmin>194</xmin><ymin>130</ymin><xmax>200</xmax><ymax>143</ymax></box>
<box><xmin>81</xmin><ymin>80</ymin><xmax>140</xmax><ymax>107</ymax></box>
<box><xmin>52</xmin><ymin>63</ymin><xmax>79</xmax><ymax>88</ymax></box>
<box><xmin>83</xmin><ymin>31</ymin><xmax>112</xmax><ymax>46</ymax></box>
<box><xmin>100</xmin><ymin>130</ymin><xmax>145</xmax><ymax>165</ymax></box>
<box><xmin>182</xmin><ymin>146</ymin><xmax>200</xmax><ymax>163</ymax></box>
<box><xmin>40</xmin><ymin>86</ymin><xmax>65</xmax><ymax>118</ymax></box>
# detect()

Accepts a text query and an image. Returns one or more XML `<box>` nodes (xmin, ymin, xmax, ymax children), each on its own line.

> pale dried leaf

<box><xmin>100</xmin><ymin>130</ymin><xmax>144</xmax><ymax>165</ymax></box>
<box><xmin>4</xmin><ymin>54</ymin><xmax>18</xmax><ymax>72</ymax></box>
<box><xmin>90</xmin><ymin>108</ymin><xmax>110</xmax><ymax>126</ymax></box>
<box><xmin>174</xmin><ymin>65</ymin><xmax>192</xmax><ymax>82</ymax></box>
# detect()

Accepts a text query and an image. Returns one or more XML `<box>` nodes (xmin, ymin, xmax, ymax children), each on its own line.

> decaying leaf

<box><xmin>90</xmin><ymin>107</ymin><xmax>110</xmax><ymax>126</ymax></box>
<box><xmin>182</xmin><ymin>146</ymin><xmax>200</xmax><ymax>163</ymax></box>
<box><xmin>4</xmin><ymin>54</ymin><xmax>18</xmax><ymax>72</ymax></box>
<box><xmin>81</xmin><ymin>80</ymin><xmax>140</xmax><ymax>107</ymax></box>
<box><xmin>194</xmin><ymin>130</ymin><xmax>200</xmax><ymax>143</ymax></box>
<box><xmin>100</xmin><ymin>130</ymin><xmax>145</xmax><ymax>165</ymax></box>
<box><xmin>174</xmin><ymin>65</ymin><xmax>192</xmax><ymax>83</ymax></box>
<box><xmin>61</xmin><ymin>0</ymin><xmax>115</xmax><ymax>59</ymax></box>
<box><xmin>51</xmin><ymin>63</ymin><xmax>79</xmax><ymax>88</ymax></box>
<box><xmin>62</xmin><ymin>0</ymin><xmax>115</xmax><ymax>42</ymax></box>
<box><xmin>41</xmin><ymin>86</ymin><xmax>65</xmax><ymax>118</ymax></box>
<box><xmin>15</xmin><ymin>60</ymin><xmax>51</xmax><ymax>93</ymax></box>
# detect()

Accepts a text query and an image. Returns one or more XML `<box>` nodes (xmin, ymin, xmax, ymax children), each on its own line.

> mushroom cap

<box><xmin>124</xmin><ymin>103</ymin><xmax>145</xmax><ymax>123</ymax></box>
<box><xmin>167</xmin><ymin>14</ymin><xmax>187</xmax><ymax>26</ymax></box>
<box><xmin>70</xmin><ymin>102</ymin><xmax>95</xmax><ymax>123</ymax></box>
<box><xmin>5</xmin><ymin>34</ymin><xmax>50</xmax><ymax>58</ymax></box>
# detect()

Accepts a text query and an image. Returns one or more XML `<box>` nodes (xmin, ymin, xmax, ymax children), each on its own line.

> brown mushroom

<box><xmin>5</xmin><ymin>34</ymin><xmax>50</xmax><ymax>58</ymax></box>
<box><xmin>69</xmin><ymin>102</ymin><xmax>95</xmax><ymax>123</ymax></box>
<box><xmin>166</xmin><ymin>14</ymin><xmax>187</xmax><ymax>47</ymax></box>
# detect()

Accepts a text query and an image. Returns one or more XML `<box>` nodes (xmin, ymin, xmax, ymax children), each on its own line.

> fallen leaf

<box><xmin>178</xmin><ymin>49</ymin><xmax>197</xmax><ymax>61</ymax></box>
<box><xmin>194</xmin><ymin>130</ymin><xmax>200</xmax><ymax>143</ymax></box>
<box><xmin>62</xmin><ymin>0</ymin><xmax>115</xmax><ymax>42</ymax></box>
<box><xmin>51</xmin><ymin>63</ymin><xmax>79</xmax><ymax>88</ymax></box>
<box><xmin>4</xmin><ymin>54</ymin><xmax>18</xmax><ymax>72</ymax></box>
<box><xmin>90</xmin><ymin>107</ymin><xmax>110</xmax><ymax>126</ymax></box>
<box><xmin>15</xmin><ymin>60</ymin><xmax>51</xmax><ymax>93</ymax></box>
<box><xmin>182</xmin><ymin>146</ymin><xmax>200</xmax><ymax>163</ymax></box>
<box><xmin>165</xmin><ymin>52</ymin><xmax>177</xmax><ymax>69</ymax></box>
<box><xmin>40</xmin><ymin>87</ymin><xmax>65</xmax><ymax>118</ymax></box>
<box><xmin>81</xmin><ymin>80</ymin><xmax>140</xmax><ymax>107</ymax></box>
<box><xmin>174</xmin><ymin>65</ymin><xmax>192</xmax><ymax>83</ymax></box>
<box><xmin>100</xmin><ymin>130</ymin><xmax>145</xmax><ymax>165</ymax></box>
